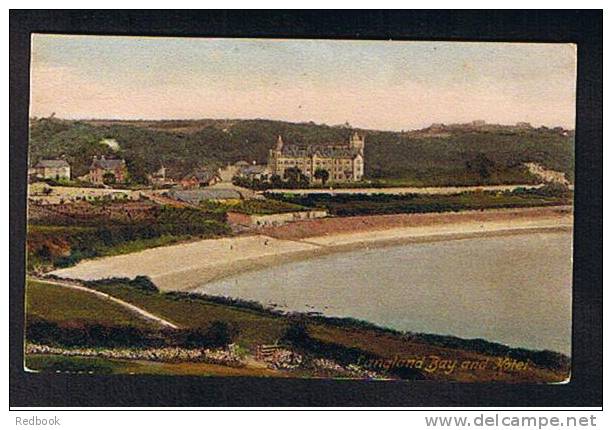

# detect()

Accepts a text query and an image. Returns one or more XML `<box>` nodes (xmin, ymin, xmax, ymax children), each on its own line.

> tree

<box><xmin>125</xmin><ymin>157</ymin><xmax>149</xmax><ymax>185</ymax></box>
<box><xmin>128</xmin><ymin>275</ymin><xmax>159</xmax><ymax>293</ymax></box>
<box><xmin>282</xmin><ymin>321</ymin><xmax>310</xmax><ymax>346</ymax></box>
<box><xmin>283</xmin><ymin>167</ymin><xmax>304</xmax><ymax>187</ymax></box>
<box><xmin>270</xmin><ymin>174</ymin><xmax>283</xmax><ymax>188</ymax></box>
<box><xmin>314</xmin><ymin>168</ymin><xmax>330</xmax><ymax>185</ymax></box>
<box><xmin>206</xmin><ymin>321</ymin><xmax>235</xmax><ymax>347</ymax></box>
<box><xmin>102</xmin><ymin>172</ymin><xmax>116</xmax><ymax>185</ymax></box>
<box><xmin>466</xmin><ymin>153</ymin><xmax>496</xmax><ymax>179</ymax></box>
<box><xmin>36</xmin><ymin>245</ymin><xmax>52</xmax><ymax>261</ymax></box>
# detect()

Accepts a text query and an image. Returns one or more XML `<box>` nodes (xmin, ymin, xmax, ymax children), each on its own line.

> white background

<box><xmin>3</xmin><ymin>2</ymin><xmax>607</xmax><ymax>428</ymax></box>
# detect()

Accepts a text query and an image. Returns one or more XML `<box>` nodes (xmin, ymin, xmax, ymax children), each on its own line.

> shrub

<box><xmin>84</xmin><ymin>276</ymin><xmax>159</xmax><ymax>294</ymax></box>
<box><xmin>128</xmin><ymin>276</ymin><xmax>158</xmax><ymax>293</ymax></box>
<box><xmin>166</xmin><ymin>322</ymin><xmax>236</xmax><ymax>349</ymax></box>
<box><xmin>536</xmin><ymin>182</ymin><xmax>572</xmax><ymax>198</ymax></box>
<box><xmin>282</xmin><ymin>321</ymin><xmax>310</xmax><ymax>345</ymax></box>
<box><xmin>205</xmin><ymin>321</ymin><xmax>235</xmax><ymax>347</ymax></box>
<box><xmin>25</xmin><ymin>316</ymin><xmax>237</xmax><ymax>349</ymax></box>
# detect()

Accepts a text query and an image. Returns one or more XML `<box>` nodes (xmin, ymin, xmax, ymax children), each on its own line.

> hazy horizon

<box><xmin>30</xmin><ymin>115</ymin><xmax>574</xmax><ymax>133</ymax></box>
<box><xmin>30</xmin><ymin>35</ymin><xmax>577</xmax><ymax>131</ymax></box>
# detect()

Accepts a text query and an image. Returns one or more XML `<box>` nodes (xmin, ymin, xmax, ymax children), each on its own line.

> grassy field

<box><xmin>26</xmin><ymin>354</ymin><xmax>122</xmax><ymax>374</ymax></box>
<box><xmin>25</xmin><ymin>354</ymin><xmax>285</xmax><ymax>377</ymax></box>
<box><xmin>85</xmin><ymin>282</ymin><xmax>289</xmax><ymax>346</ymax></box>
<box><xmin>22</xmin><ymin>279</ymin><xmax>569</xmax><ymax>382</ymax></box>
<box><xmin>26</xmin><ymin>280</ymin><xmax>155</xmax><ymax>329</ymax></box>
<box><xmin>199</xmin><ymin>198</ymin><xmax>306</xmax><ymax>215</ymax></box>
<box><xmin>24</xmin><ymin>278</ymin><xmax>571</xmax><ymax>381</ymax></box>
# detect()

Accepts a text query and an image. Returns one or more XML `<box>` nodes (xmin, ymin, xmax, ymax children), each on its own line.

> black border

<box><xmin>9</xmin><ymin>10</ymin><xmax>603</xmax><ymax>408</ymax></box>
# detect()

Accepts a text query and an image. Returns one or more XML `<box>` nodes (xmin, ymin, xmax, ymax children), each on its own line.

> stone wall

<box><xmin>227</xmin><ymin>210</ymin><xmax>328</xmax><ymax>228</ymax></box>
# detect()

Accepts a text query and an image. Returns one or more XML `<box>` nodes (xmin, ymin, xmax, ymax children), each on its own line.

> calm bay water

<box><xmin>196</xmin><ymin>232</ymin><xmax>572</xmax><ymax>354</ymax></box>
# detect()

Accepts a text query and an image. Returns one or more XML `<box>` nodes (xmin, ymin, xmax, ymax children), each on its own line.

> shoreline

<box><xmin>50</xmin><ymin>206</ymin><xmax>573</xmax><ymax>291</ymax></box>
<box><xmin>186</xmin><ymin>224</ymin><xmax>572</xmax><ymax>290</ymax></box>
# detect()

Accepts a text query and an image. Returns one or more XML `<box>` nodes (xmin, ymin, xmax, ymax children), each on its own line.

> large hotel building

<box><xmin>267</xmin><ymin>132</ymin><xmax>365</xmax><ymax>183</ymax></box>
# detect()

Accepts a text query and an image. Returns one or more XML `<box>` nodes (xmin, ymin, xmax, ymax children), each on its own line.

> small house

<box><xmin>31</xmin><ymin>159</ymin><xmax>71</xmax><ymax>180</ymax></box>
<box><xmin>179</xmin><ymin>169</ymin><xmax>221</xmax><ymax>189</ymax></box>
<box><xmin>148</xmin><ymin>165</ymin><xmax>175</xmax><ymax>186</ymax></box>
<box><xmin>89</xmin><ymin>155</ymin><xmax>128</xmax><ymax>185</ymax></box>
<box><xmin>238</xmin><ymin>164</ymin><xmax>270</xmax><ymax>181</ymax></box>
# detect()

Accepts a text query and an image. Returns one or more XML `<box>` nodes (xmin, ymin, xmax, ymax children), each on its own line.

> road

<box><xmin>265</xmin><ymin>183</ymin><xmax>544</xmax><ymax>195</ymax></box>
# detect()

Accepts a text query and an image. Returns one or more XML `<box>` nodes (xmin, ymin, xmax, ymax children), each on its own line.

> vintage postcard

<box><xmin>24</xmin><ymin>35</ymin><xmax>575</xmax><ymax>382</ymax></box>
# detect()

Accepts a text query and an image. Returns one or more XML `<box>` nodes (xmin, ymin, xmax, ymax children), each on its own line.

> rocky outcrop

<box><xmin>524</xmin><ymin>162</ymin><xmax>570</xmax><ymax>185</ymax></box>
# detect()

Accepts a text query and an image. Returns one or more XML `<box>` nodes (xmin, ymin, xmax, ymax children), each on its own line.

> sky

<box><xmin>30</xmin><ymin>35</ymin><xmax>577</xmax><ymax>131</ymax></box>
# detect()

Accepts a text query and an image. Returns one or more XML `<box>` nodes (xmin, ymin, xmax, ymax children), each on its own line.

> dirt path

<box><xmin>29</xmin><ymin>277</ymin><xmax>180</xmax><ymax>329</ymax></box>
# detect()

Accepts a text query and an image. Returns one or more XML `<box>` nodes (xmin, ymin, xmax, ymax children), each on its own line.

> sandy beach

<box><xmin>51</xmin><ymin>206</ymin><xmax>573</xmax><ymax>291</ymax></box>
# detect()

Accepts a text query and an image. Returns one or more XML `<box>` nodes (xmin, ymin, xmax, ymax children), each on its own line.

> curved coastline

<box><xmin>180</xmin><ymin>225</ymin><xmax>572</xmax><ymax>291</ymax></box>
<box><xmin>51</xmin><ymin>206</ymin><xmax>573</xmax><ymax>292</ymax></box>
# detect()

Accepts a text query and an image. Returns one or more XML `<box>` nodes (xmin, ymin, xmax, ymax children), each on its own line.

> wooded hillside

<box><xmin>29</xmin><ymin>118</ymin><xmax>574</xmax><ymax>185</ymax></box>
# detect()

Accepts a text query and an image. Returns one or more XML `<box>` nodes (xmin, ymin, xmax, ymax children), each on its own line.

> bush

<box><xmin>25</xmin><ymin>316</ymin><xmax>237</xmax><ymax>349</ymax></box>
<box><xmin>166</xmin><ymin>322</ymin><xmax>236</xmax><ymax>349</ymax></box>
<box><xmin>206</xmin><ymin>321</ymin><xmax>235</xmax><ymax>347</ymax></box>
<box><xmin>85</xmin><ymin>276</ymin><xmax>159</xmax><ymax>293</ymax></box>
<box><xmin>164</xmin><ymin>291</ymin><xmax>274</xmax><ymax>314</ymax></box>
<box><xmin>282</xmin><ymin>321</ymin><xmax>310</xmax><ymax>345</ymax></box>
<box><xmin>128</xmin><ymin>276</ymin><xmax>158</xmax><ymax>293</ymax></box>
<box><xmin>535</xmin><ymin>182</ymin><xmax>572</xmax><ymax>198</ymax></box>
<box><xmin>25</xmin><ymin>317</ymin><xmax>154</xmax><ymax>348</ymax></box>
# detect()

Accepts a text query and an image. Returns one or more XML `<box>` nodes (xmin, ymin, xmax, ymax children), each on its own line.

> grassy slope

<box><xmin>26</xmin><ymin>281</ymin><xmax>156</xmax><ymax>329</ymax></box>
<box><xmin>27</xmin><ymin>202</ymin><xmax>231</xmax><ymax>271</ymax></box>
<box><xmin>25</xmin><ymin>354</ymin><xmax>285</xmax><ymax>377</ymax></box>
<box><xmin>88</xmin><ymin>283</ymin><xmax>289</xmax><ymax>346</ymax></box>
<box><xmin>64</xmin><ymin>282</ymin><xmax>569</xmax><ymax>382</ymax></box>
<box><xmin>199</xmin><ymin>199</ymin><xmax>306</xmax><ymax>215</ymax></box>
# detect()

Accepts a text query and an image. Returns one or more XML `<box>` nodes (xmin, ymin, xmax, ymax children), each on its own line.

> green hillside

<box><xmin>28</xmin><ymin>118</ymin><xmax>574</xmax><ymax>185</ymax></box>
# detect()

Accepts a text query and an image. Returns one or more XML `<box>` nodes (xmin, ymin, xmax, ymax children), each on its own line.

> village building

<box><xmin>148</xmin><ymin>165</ymin><xmax>176</xmax><ymax>186</ymax></box>
<box><xmin>179</xmin><ymin>169</ymin><xmax>221</xmax><ymax>189</ymax></box>
<box><xmin>237</xmin><ymin>163</ymin><xmax>270</xmax><ymax>181</ymax></box>
<box><xmin>218</xmin><ymin>160</ymin><xmax>269</xmax><ymax>183</ymax></box>
<box><xmin>234</xmin><ymin>160</ymin><xmax>251</xmax><ymax>169</ymax></box>
<box><xmin>150</xmin><ymin>165</ymin><xmax>166</xmax><ymax>182</ymax></box>
<box><xmin>30</xmin><ymin>158</ymin><xmax>71</xmax><ymax>180</ymax></box>
<box><xmin>267</xmin><ymin>132</ymin><xmax>365</xmax><ymax>183</ymax></box>
<box><xmin>89</xmin><ymin>155</ymin><xmax>128</xmax><ymax>185</ymax></box>
<box><xmin>217</xmin><ymin>163</ymin><xmax>240</xmax><ymax>183</ymax></box>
